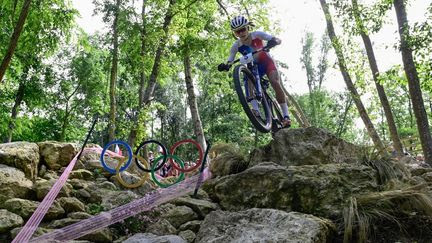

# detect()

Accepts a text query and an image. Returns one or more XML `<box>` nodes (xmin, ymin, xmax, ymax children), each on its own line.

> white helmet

<box><xmin>230</xmin><ymin>16</ymin><xmax>249</xmax><ymax>31</ymax></box>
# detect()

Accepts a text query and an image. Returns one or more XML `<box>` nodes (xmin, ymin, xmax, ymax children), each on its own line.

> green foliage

<box><xmin>87</xmin><ymin>203</ymin><xmax>105</xmax><ymax>215</ymax></box>
<box><xmin>296</xmin><ymin>90</ymin><xmax>358</xmax><ymax>142</ymax></box>
<box><xmin>0</xmin><ymin>0</ymin><xmax>430</xmax><ymax>161</ymax></box>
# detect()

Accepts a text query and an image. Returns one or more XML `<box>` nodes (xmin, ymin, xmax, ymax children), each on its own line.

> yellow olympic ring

<box><xmin>115</xmin><ymin>155</ymin><xmax>150</xmax><ymax>189</ymax></box>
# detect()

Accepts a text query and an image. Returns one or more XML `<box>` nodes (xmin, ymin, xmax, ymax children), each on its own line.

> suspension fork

<box><xmin>244</xmin><ymin>63</ymin><xmax>263</xmax><ymax>101</ymax></box>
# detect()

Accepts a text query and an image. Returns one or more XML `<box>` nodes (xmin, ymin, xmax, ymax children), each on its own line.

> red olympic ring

<box><xmin>169</xmin><ymin>139</ymin><xmax>203</xmax><ymax>173</ymax></box>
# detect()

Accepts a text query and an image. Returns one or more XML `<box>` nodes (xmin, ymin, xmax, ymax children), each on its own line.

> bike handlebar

<box><xmin>231</xmin><ymin>46</ymin><xmax>272</xmax><ymax>64</ymax></box>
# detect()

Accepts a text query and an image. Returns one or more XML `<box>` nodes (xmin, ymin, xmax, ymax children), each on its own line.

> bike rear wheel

<box><xmin>233</xmin><ymin>65</ymin><xmax>271</xmax><ymax>133</ymax></box>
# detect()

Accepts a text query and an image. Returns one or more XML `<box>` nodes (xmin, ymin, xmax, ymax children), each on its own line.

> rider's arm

<box><xmin>227</xmin><ymin>41</ymin><xmax>239</xmax><ymax>64</ymax></box>
<box><xmin>253</xmin><ymin>31</ymin><xmax>281</xmax><ymax>46</ymax></box>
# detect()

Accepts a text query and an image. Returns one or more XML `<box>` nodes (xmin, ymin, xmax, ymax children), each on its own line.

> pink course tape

<box><xmin>30</xmin><ymin>168</ymin><xmax>211</xmax><ymax>242</ymax></box>
<box><xmin>12</xmin><ymin>147</ymin><xmax>103</xmax><ymax>243</ymax></box>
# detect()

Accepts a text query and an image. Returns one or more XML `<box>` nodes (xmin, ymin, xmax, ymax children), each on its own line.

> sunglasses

<box><xmin>235</xmin><ymin>27</ymin><xmax>247</xmax><ymax>34</ymax></box>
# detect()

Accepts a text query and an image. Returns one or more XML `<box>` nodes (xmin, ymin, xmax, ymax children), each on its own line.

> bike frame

<box><xmin>231</xmin><ymin>47</ymin><xmax>283</xmax><ymax>132</ymax></box>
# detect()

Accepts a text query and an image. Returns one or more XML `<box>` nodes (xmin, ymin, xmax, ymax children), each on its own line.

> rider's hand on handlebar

<box><xmin>264</xmin><ymin>37</ymin><xmax>281</xmax><ymax>51</ymax></box>
<box><xmin>217</xmin><ymin>63</ymin><xmax>231</xmax><ymax>72</ymax></box>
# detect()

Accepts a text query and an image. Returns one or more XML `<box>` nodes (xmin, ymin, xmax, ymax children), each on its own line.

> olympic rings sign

<box><xmin>100</xmin><ymin>139</ymin><xmax>204</xmax><ymax>188</ymax></box>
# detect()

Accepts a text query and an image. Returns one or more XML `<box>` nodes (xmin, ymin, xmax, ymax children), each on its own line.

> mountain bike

<box><xmin>223</xmin><ymin>47</ymin><xmax>284</xmax><ymax>133</ymax></box>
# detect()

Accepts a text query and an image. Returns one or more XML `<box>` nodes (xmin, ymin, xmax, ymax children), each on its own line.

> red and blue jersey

<box><xmin>227</xmin><ymin>31</ymin><xmax>277</xmax><ymax>77</ymax></box>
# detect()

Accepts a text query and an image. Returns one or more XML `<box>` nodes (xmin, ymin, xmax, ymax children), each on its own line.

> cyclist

<box><xmin>218</xmin><ymin>15</ymin><xmax>291</xmax><ymax>128</ymax></box>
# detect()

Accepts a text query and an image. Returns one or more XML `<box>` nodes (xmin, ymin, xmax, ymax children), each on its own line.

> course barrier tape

<box><xmin>29</xmin><ymin>168</ymin><xmax>211</xmax><ymax>242</ymax></box>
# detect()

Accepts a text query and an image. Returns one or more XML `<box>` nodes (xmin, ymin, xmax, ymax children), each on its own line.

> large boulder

<box><xmin>0</xmin><ymin>142</ymin><xmax>39</xmax><ymax>180</ymax></box>
<box><xmin>196</xmin><ymin>209</ymin><xmax>335</xmax><ymax>243</ymax></box>
<box><xmin>249</xmin><ymin>127</ymin><xmax>363</xmax><ymax>167</ymax></box>
<box><xmin>0</xmin><ymin>209</ymin><xmax>23</xmax><ymax>233</ymax></box>
<box><xmin>0</xmin><ymin>164</ymin><xmax>34</xmax><ymax>205</ymax></box>
<box><xmin>203</xmin><ymin>162</ymin><xmax>378</xmax><ymax>219</ymax></box>
<box><xmin>38</xmin><ymin>141</ymin><xmax>78</xmax><ymax>170</ymax></box>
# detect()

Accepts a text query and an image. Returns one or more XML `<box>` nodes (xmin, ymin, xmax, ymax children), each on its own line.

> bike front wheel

<box><xmin>233</xmin><ymin>65</ymin><xmax>271</xmax><ymax>133</ymax></box>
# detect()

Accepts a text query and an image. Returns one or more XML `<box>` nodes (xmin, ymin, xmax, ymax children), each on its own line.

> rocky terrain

<box><xmin>1</xmin><ymin>127</ymin><xmax>431</xmax><ymax>242</ymax></box>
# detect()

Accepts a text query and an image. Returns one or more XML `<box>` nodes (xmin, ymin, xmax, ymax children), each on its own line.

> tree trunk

<box><xmin>394</xmin><ymin>0</ymin><xmax>432</xmax><ymax>164</ymax></box>
<box><xmin>336</xmin><ymin>95</ymin><xmax>353</xmax><ymax>137</ymax></box>
<box><xmin>160</xmin><ymin>114</ymin><xmax>164</xmax><ymax>142</ymax></box>
<box><xmin>0</xmin><ymin>0</ymin><xmax>32</xmax><ymax>83</ymax></box>
<box><xmin>320</xmin><ymin>0</ymin><xmax>386</xmax><ymax>153</ymax></box>
<box><xmin>128</xmin><ymin>0</ymin><xmax>148</xmax><ymax>148</ymax></box>
<box><xmin>352</xmin><ymin>0</ymin><xmax>404</xmax><ymax>157</ymax></box>
<box><xmin>184</xmin><ymin>49</ymin><xmax>206</xmax><ymax>150</ymax></box>
<box><xmin>59</xmin><ymin>83</ymin><xmax>80</xmax><ymax>142</ymax></box>
<box><xmin>60</xmin><ymin>110</ymin><xmax>69</xmax><ymax>142</ymax></box>
<box><xmin>142</xmin><ymin>0</ymin><xmax>177</xmax><ymax>106</ymax></box>
<box><xmin>6</xmin><ymin>80</ymin><xmax>25</xmax><ymax>142</ymax></box>
<box><xmin>108</xmin><ymin>0</ymin><xmax>120</xmax><ymax>143</ymax></box>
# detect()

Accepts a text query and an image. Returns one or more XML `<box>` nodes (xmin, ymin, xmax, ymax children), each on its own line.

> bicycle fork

<box><xmin>244</xmin><ymin>64</ymin><xmax>263</xmax><ymax>102</ymax></box>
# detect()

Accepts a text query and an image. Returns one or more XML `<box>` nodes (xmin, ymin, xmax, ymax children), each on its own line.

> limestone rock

<box><xmin>171</xmin><ymin>196</ymin><xmax>219</xmax><ymax>219</ymax></box>
<box><xmin>57</xmin><ymin>197</ymin><xmax>86</xmax><ymax>213</ymax></box>
<box><xmin>146</xmin><ymin>218</ymin><xmax>177</xmax><ymax>235</ymax></box>
<box><xmin>48</xmin><ymin>217</ymin><xmax>80</xmax><ymax>228</ymax></box>
<box><xmin>178</xmin><ymin>220</ymin><xmax>201</xmax><ymax>233</ymax></box>
<box><xmin>70</xmin><ymin>169</ymin><xmax>93</xmax><ymax>180</ymax></box>
<box><xmin>10</xmin><ymin>226</ymin><xmax>52</xmax><ymax>239</ymax></box>
<box><xmin>196</xmin><ymin>209</ymin><xmax>335</xmax><ymax>243</ymax></box>
<box><xmin>0</xmin><ymin>164</ymin><xmax>34</xmax><ymax>205</ymax></box>
<box><xmin>178</xmin><ymin>230</ymin><xmax>195</xmax><ymax>243</ymax></box>
<box><xmin>68</xmin><ymin>178</ymin><xmax>91</xmax><ymax>190</ymax></box>
<box><xmin>67</xmin><ymin>211</ymin><xmax>92</xmax><ymax>220</ymax></box>
<box><xmin>0</xmin><ymin>209</ymin><xmax>23</xmax><ymax>233</ymax></box>
<box><xmin>38</xmin><ymin>141</ymin><xmax>78</xmax><ymax>170</ymax></box>
<box><xmin>34</xmin><ymin>179</ymin><xmax>72</xmax><ymax>200</ymax></box>
<box><xmin>78</xmin><ymin>228</ymin><xmax>113</xmax><ymax>243</ymax></box>
<box><xmin>123</xmin><ymin>233</ymin><xmax>186</xmax><ymax>243</ymax></box>
<box><xmin>209</xmin><ymin>152</ymin><xmax>249</xmax><ymax>177</ymax></box>
<box><xmin>98</xmin><ymin>181</ymin><xmax>117</xmax><ymax>190</ymax></box>
<box><xmin>4</xmin><ymin>198</ymin><xmax>65</xmax><ymax>220</ymax></box>
<box><xmin>163</xmin><ymin>206</ymin><xmax>198</xmax><ymax>228</ymax></box>
<box><xmin>203</xmin><ymin>162</ymin><xmax>378</xmax><ymax>219</ymax></box>
<box><xmin>100</xmin><ymin>190</ymin><xmax>139</xmax><ymax>211</ymax></box>
<box><xmin>0</xmin><ymin>142</ymin><xmax>39</xmax><ymax>180</ymax></box>
<box><xmin>249</xmin><ymin>127</ymin><xmax>362</xmax><ymax>167</ymax></box>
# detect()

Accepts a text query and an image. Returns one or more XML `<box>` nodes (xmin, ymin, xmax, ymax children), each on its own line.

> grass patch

<box><xmin>343</xmin><ymin>184</ymin><xmax>432</xmax><ymax>243</ymax></box>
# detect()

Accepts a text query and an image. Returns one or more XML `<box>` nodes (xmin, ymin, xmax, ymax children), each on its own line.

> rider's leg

<box><xmin>268</xmin><ymin>70</ymin><xmax>291</xmax><ymax>127</ymax></box>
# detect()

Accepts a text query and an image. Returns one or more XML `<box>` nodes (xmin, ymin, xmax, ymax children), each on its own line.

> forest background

<box><xmin>0</xmin><ymin>0</ymin><xmax>431</xmax><ymax>163</ymax></box>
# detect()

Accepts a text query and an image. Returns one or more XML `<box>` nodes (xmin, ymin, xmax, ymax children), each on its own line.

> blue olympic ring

<box><xmin>100</xmin><ymin>140</ymin><xmax>133</xmax><ymax>173</ymax></box>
